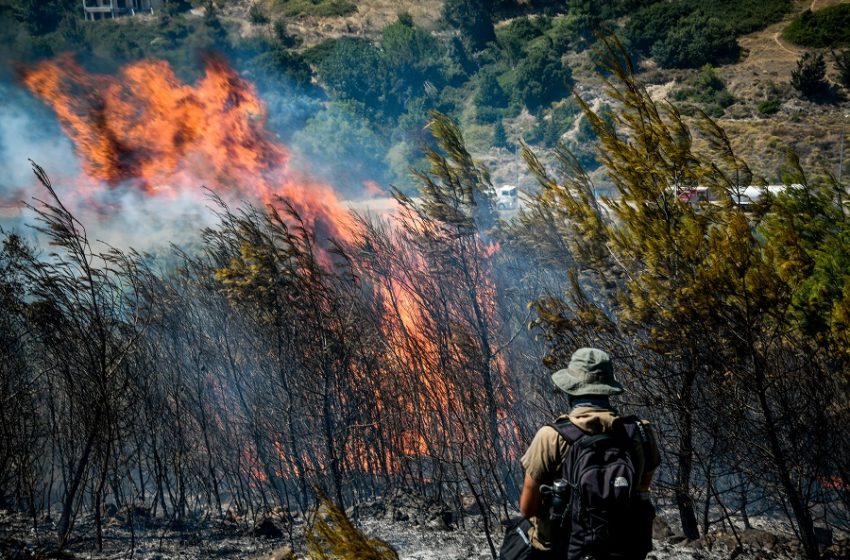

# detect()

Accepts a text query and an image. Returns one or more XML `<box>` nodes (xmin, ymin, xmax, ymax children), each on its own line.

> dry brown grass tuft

<box><xmin>305</xmin><ymin>489</ymin><xmax>399</xmax><ymax>560</ymax></box>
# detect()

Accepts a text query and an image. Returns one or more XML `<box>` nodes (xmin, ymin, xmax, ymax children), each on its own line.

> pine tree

<box><xmin>791</xmin><ymin>52</ymin><xmax>828</xmax><ymax>97</ymax></box>
<box><xmin>835</xmin><ymin>49</ymin><xmax>850</xmax><ymax>90</ymax></box>
<box><xmin>441</xmin><ymin>0</ymin><xmax>495</xmax><ymax>52</ymax></box>
<box><xmin>493</xmin><ymin>119</ymin><xmax>508</xmax><ymax>149</ymax></box>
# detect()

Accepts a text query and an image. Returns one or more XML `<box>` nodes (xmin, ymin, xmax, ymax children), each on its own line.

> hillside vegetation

<box><xmin>1</xmin><ymin>0</ymin><xmax>849</xmax><ymax>191</ymax></box>
<box><xmin>783</xmin><ymin>3</ymin><xmax>850</xmax><ymax>47</ymax></box>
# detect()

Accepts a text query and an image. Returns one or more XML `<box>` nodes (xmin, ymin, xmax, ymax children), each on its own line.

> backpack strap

<box><xmin>616</xmin><ymin>415</ymin><xmax>650</xmax><ymax>448</ymax></box>
<box><xmin>617</xmin><ymin>415</ymin><xmax>640</xmax><ymax>440</ymax></box>
<box><xmin>548</xmin><ymin>417</ymin><xmax>586</xmax><ymax>445</ymax></box>
<box><xmin>549</xmin><ymin>419</ymin><xmax>586</xmax><ymax>483</ymax></box>
<box><xmin>550</xmin><ymin>415</ymin><xmax>650</xmax><ymax>465</ymax></box>
<box><xmin>550</xmin><ymin>415</ymin><xmax>645</xmax><ymax>444</ymax></box>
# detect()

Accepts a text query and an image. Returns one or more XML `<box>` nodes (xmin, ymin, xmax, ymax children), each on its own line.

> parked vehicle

<box><xmin>495</xmin><ymin>185</ymin><xmax>518</xmax><ymax>210</ymax></box>
<box><xmin>677</xmin><ymin>184</ymin><xmax>803</xmax><ymax>210</ymax></box>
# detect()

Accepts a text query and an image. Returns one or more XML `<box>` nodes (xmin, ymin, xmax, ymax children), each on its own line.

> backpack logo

<box><xmin>614</xmin><ymin>476</ymin><xmax>629</xmax><ymax>488</ymax></box>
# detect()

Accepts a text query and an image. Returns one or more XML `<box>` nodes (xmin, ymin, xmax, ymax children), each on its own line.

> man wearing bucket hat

<box><xmin>517</xmin><ymin>348</ymin><xmax>660</xmax><ymax>560</ymax></box>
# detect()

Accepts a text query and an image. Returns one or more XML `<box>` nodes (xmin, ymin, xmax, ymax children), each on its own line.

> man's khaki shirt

<box><xmin>519</xmin><ymin>406</ymin><xmax>660</xmax><ymax>551</ymax></box>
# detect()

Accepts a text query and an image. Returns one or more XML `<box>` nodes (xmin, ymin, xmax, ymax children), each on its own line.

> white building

<box><xmin>82</xmin><ymin>0</ymin><xmax>164</xmax><ymax>21</ymax></box>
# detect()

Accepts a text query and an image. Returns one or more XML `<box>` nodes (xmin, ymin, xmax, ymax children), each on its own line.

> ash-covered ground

<box><xmin>1</xmin><ymin>492</ymin><xmax>846</xmax><ymax>559</ymax></box>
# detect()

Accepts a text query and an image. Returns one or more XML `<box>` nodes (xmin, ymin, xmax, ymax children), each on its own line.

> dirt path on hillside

<box><xmin>728</xmin><ymin>0</ymin><xmax>848</xmax><ymax>82</ymax></box>
<box><xmin>772</xmin><ymin>31</ymin><xmax>801</xmax><ymax>56</ymax></box>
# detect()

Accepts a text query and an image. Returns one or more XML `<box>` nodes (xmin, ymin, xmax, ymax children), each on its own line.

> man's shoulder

<box><xmin>521</xmin><ymin>422</ymin><xmax>571</xmax><ymax>482</ymax></box>
<box><xmin>531</xmin><ymin>423</ymin><xmax>562</xmax><ymax>442</ymax></box>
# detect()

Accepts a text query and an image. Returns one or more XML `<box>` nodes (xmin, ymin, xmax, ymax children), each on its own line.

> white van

<box><xmin>495</xmin><ymin>185</ymin><xmax>518</xmax><ymax>210</ymax></box>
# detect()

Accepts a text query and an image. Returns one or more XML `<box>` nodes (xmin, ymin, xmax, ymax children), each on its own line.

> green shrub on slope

<box><xmin>783</xmin><ymin>4</ymin><xmax>850</xmax><ymax>48</ymax></box>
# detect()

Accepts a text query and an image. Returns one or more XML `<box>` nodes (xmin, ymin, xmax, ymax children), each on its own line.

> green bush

<box><xmin>311</xmin><ymin>18</ymin><xmax>450</xmax><ymax>120</ymax></box>
<box><xmin>836</xmin><ymin>49</ymin><xmax>850</xmax><ymax>89</ymax></box>
<box><xmin>758</xmin><ymin>98</ymin><xmax>781</xmax><ymax>115</ymax></box>
<box><xmin>9</xmin><ymin>0</ymin><xmax>74</xmax><ymax>35</ymax></box>
<box><xmin>291</xmin><ymin>102</ymin><xmax>389</xmax><ymax>192</ymax></box>
<box><xmin>546</xmin><ymin>14</ymin><xmax>582</xmax><ymax>52</ymax></box>
<box><xmin>526</xmin><ymin>99</ymin><xmax>579</xmax><ymax>147</ymax></box>
<box><xmin>81</xmin><ymin>16</ymin><xmax>207</xmax><ymax>77</ymax></box>
<box><xmin>161</xmin><ymin>0</ymin><xmax>192</xmax><ymax>16</ymax></box>
<box><xmin>622</xmin><ymin>2</ymin><xmax>693</xmax><ymax>54</ymax></box>
<box><xmin>200</xmin><ymin>0</ymin><xmax>228</xmax><ymax>45</ymax></box>
<box><xmin>313</xmin><ymin>37</ymin><xmax>386</xmax><ymax>107</ymax></box>
<box><xmin>791</xmin><ymin>52</ymin><xmax>828</xmax><ymax>98</ymax></box>
<box><xmin>474</xmin><ymin>70</ymin><xmax>508</xmax><ymax>110</ymax></box>
<box><xmin>248</xmin><ymin>5</ymin><xmax>270</xmax><ymax>25</ymax></box>
<box><xmin>707</xmin><ymin>0</ymin><xmax>790</xmax><ymax>34</ymax></box>
<box><xmin>379</xmin><ymin>16</ymin><xmax>446</xmax><ymax>95</ymax></box>
<box><xmin>512</xmin><ymin>42</ymin><xmax>572</xmax><ymax>111</ymax></box>
<box><xmin>442</xmin><ymin>0</ymin><xmax>495</xmax><ymax>52</ymax></box>
<box><xmin>496</xmin><ymin>16</ymin><xmax>547</xmax><ymax>64</ymax></box>
<box><xmin>672</xmin><ymin>65</ymin><xmax>736</xmax><ymax>112</ymax></box>
<box><xmin>274</xmin><ymin>0</ymin><xmax>356</xmax><ymax>18</ymax></box>
<box><xmin>492</xmin><ymin>119</ymin><xmax>508</xmax><ymax>148</ymax></box>
<box><xmin>56</xmin><ymin>13</ymin><xmax>88</xmax><ymax>53</ymax></box>
<box><xmin>624</xmin><ymin>0</ymin><xmax>790</xmax><ymax>67</ymax></box>
<box><xmin>446</xmin><ymin>35</ymin><xmax>476</xmax><ymax>76</ymax></box>
<box><xmin>650</xmin><ymin>15</ymin><xmax>739</xmax><ymax>68</ymax></box>
<box><xmin>245</xmin><ymin>46</ymin><xmax>313</xmax><ymax>89</ymax></box>
<box><xmin>783</xmin><ymin>5</ymin><xmax>850</xmax><ymax>48</ymax></box>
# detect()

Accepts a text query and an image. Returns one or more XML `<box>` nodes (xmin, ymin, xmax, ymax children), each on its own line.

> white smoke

<box><xmin>0</xmin><ymin>85</ymin><xmax>80</xmax><ymax>204</ymax></box>
<box><xmin>0</xmin><ymin>84</ymin><xmax>234</xmax><ymax>253</ymax></box>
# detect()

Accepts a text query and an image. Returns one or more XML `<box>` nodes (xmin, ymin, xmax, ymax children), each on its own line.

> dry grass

<box><xmin>305</xmin><ymin>489</ymin><xmax>399</xmax><ymax>560</ymax></box>
<box><xmin>717</xmin><ymin>117</ymin><xmax>844</xmax><ymax>181</ymax></box>
<box><xmin>634</xmin><ymin>0</ymin><xmax>850</xmax><ymax>184</ymax></box>
<box><xmin>721</xmin><ymin>0</ymin><xmax>849</xmax><ymax>94</ymax></box>
<box><xmin>225</xmin><ymin>0</ymin><xmax>444</xmax><ymax>47</ymax></box>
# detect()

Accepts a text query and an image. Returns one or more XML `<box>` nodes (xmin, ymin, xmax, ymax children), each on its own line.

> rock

<box><xmin>218</xmin><ymin>510</ymin><xmax>241</xmax><ymax>534</ymax></box>
<box><xmin>392</xmin><ymin>508</ymin><xmax>410</xmax><ymax>522</ymax></box>
<box><xmin>461</xmin><ymin>495</ymin><xmax>481</xmax><ymax>515</ymax></box>
<box><xmin>816</xmin><ymin>526</ymin><xmax>834</xmax><ymax>551</ymax></box>
<box><xmin>425</xmin><ymin>507</ymin><xmax>454</xmax><ymax>531</ymax></box>
<box><xmin>103</xmin><ymin>502</ymin><xmax>119</xmax><ymax>519</ymax></box>
<box><xmin>709</xmin><ymin>530</ymin><xmax>740</xmax><ymax>551</ymax></box>
<box><xmin>349</xmin><ymin>498</ymin><xmax>386</xmax><ymax>520</ymax></box>
<box><xmin>824</xmin><ymin>537</ymin><xmax>850</xmax><ymax>559</ymax></box>
<box><xmin>264</xmin><ymin>546</ymin><xmax>296</xmax><ymax>560</ymax></box>
<box><xmin>348</xmin><ymin>488</ymin><xmax>454</xmax><ymax>529</ymax></box>
<box><xmin>652</xmin><ymin>516</ymin><xmax>674</xmax><ymax>540</ymax></box>
<box><xmin>667</xmin><ymin>532</ymin><xmax>690</xmax><ymax>545</ymax></box>
<box><xmin>167</xmin><ymin>517</ymin><xmax>188</xmax><ymax>531</ymax></box>
<box><xmin>739</xmin><ymin>528</ymin><xmax>779</xmax><ymax>550</ymax></box>
<box><xmin>224</xmin><ymin>508</ymin><xmax>239</xmax><ymax>523</ymax></box>
<box><xmin>254</xmin><ymin>517</ymin><xmax>284</xmax><ymax>539</ymax></box>
<box><xmin>687</xmin><ymin>537</ymin><xmax>705</xmax><ymax>550</ymax></box>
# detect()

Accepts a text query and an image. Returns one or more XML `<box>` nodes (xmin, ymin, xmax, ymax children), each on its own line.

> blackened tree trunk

<box><xmin>676</xmin><ymin>369</ymin><xmax>699</xmax><ymax>540</ymax></box>
<box><xmin>753</xmin><ymin>370</ymin><xmax>819</xmax><ymax>560</ymax></box>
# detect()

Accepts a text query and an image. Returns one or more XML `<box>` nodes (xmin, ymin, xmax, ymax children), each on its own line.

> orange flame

<box><xmin>20</xmin><ymin>54</ymin><xmax>353</xmax><ymax>240</ymax></box>
<box><xmin>20</xmin><ymin>54</ymin><xmax>518</xmax><ymax>481</ymax></box>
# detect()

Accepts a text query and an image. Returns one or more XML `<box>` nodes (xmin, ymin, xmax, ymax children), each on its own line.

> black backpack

<box><xmin>549</xmin><ymin>415</ymin><xmax>653</xmax><ymax>560</ymax></box>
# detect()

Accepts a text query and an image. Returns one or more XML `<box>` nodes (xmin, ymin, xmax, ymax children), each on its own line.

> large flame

<box><xmin>20</xmin><ymin>54</ymin><xmax>352</xmax><ymax>239</ymax></box>
<box><xmin>18</xmin><ymin>54</ymin><xmax>516</xmax><ymax>484</ymax></box>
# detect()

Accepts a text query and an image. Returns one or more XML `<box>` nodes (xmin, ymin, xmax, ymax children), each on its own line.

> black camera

<box><xmin>540</xmin><ymin>479</ymin><xmax>570</xmax><ymax>526</ymax></box>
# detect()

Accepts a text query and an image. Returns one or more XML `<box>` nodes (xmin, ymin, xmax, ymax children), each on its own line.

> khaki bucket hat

<box><xmin>552</xmin><ymin>347</ymin><xmax>624</xmax><ymax>396</ymax></box>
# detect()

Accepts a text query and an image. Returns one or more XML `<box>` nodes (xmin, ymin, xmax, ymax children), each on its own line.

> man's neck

<box><xmin>569</xmin><ymin>396</ymin><xmax>612</xmax><ymax>410</ymax></box>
